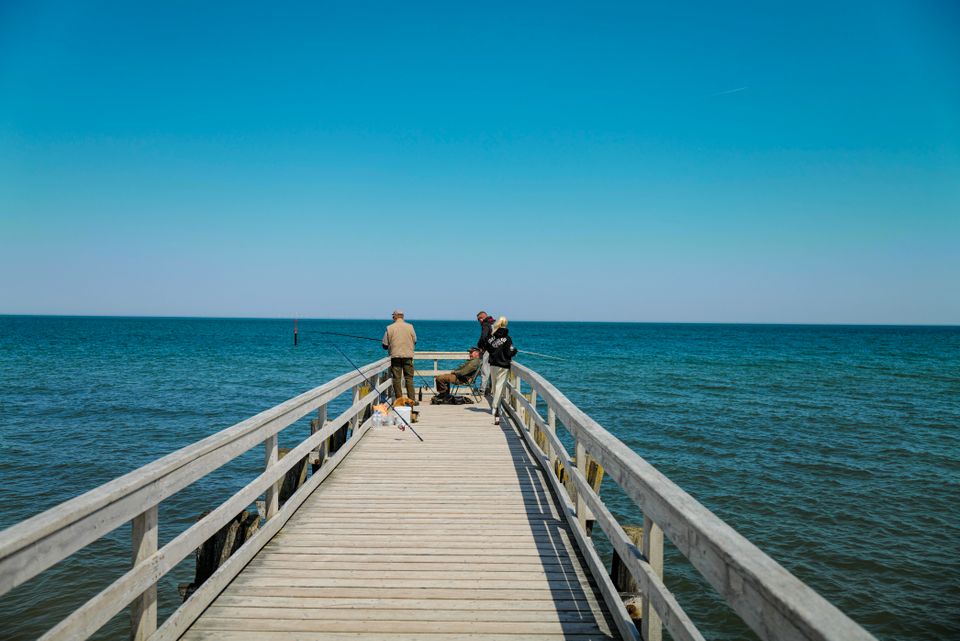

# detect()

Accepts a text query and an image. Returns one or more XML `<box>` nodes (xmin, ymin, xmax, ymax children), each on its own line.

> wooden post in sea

<box><xmin>278</xmin><ymin>448</ymin><xmax>308</xmax><ymax>502</ymax></box>
<box><xmin>178</xmin><ymin>510</ymin><xmax>260</xmax><ymax>601</ymax></box>
<box><xmin>610</xmin><ymin>524</ymin><xmax>645</xmax><ymax>632</ymax></box>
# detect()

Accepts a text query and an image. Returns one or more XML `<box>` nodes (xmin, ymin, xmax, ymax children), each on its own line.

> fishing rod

<box><xmin>316</xmin><ymin>331</ymin><xmax>436</xmax><ymax>392</ymax></box>
<box><xmin>317</xmin><ymin>331</ymin><xmax>382</xmax><ymax>343</ymax></box>
<box><xmin>517</xmin><ymin>349</ymin><xmax>567</xmax><ymax>361</ymax></box>
<box><xmin>326</xmin><ymin>341</ymin><xmax>424</xmax><ymax>442</ymax></box>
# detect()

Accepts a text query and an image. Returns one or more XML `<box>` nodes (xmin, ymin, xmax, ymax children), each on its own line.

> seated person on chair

<box><xmin>435</xmin><ymin>347</ymin><xmax>481</xmax><ymax>396</ymax></box>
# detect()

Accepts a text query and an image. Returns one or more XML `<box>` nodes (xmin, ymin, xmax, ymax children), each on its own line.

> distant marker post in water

<box><xmin>293</xmin><ymin>319</ymin><xmax>298</xmax><ymax>346</ymax></box>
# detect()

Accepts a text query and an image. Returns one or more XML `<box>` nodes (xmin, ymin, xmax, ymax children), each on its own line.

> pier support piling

<box><xmin>178</xmin><ymin>509</ymin><xmax>259</xmax><ymax>602</ymax></box>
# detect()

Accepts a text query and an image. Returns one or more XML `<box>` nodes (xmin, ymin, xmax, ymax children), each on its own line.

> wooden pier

<box><xmin>184</xmin><ymin>402</ymin><xmax>619</xmax><ymax>640</ymax></box>
<box><xmin>0</xmin><ymin>353</ymin><xmax>878</xmax><ymax>641</ymax></box>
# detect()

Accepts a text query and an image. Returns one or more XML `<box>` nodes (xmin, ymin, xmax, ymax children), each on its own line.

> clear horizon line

<box><xmin>0</xmin><ymin>313</ymin><xmax>957</xmax><ymax>328</ymax></box>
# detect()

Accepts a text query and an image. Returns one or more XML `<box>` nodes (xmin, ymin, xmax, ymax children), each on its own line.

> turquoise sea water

<box><xmin>1</xmin><ymin>316</ymin><xmax>958</xmax><ymax>640</ymax></box>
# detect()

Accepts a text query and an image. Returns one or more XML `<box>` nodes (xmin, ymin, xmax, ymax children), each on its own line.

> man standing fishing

<box><xmin>476</xmin><ymin>310</ymin><xmax>495</xmax><ymax>395</ymax></box>
<box><xmin>382</xmin><ymin>309</ymin><xmax>417</xmax><ymax>402</ymax></box>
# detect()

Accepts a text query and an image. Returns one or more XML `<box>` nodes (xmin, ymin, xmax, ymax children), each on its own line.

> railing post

<box><xmin>264</xmin><ymin>434</ymin><xmax>279</xmax><ymax>519</ymax></box>
<box><xmin>516</xmin><ymin>376</ymin><xmax>526</xmax><ymax>426</ymax></box>
<box><xmin>311</xmin><ymin>403</ymin><xmax>328</xmax><ymax>471</ymax></box>
<box><xmin>130</xmin><ymin>505</ymin><xmax>158</xmax><ymax>641</ymax></box>
<box><xmin>575</xmin><ymin>440</ymin><xmax>588</xmax><ymax>532</ymax></box>
<box><xmin>546</xmin><ymin>406</ymin><xmax>558</xmax><ymax>473</ymax></box>
<box><xmin>526</xmin><ymin>388</ymin><xmax>537</xmax><ymax>432</ymax></box>
<box><xmin>349</xmin><ymin>384</ymin><xmax>361</xmax><ymax>433</ymax></box>
<box><xmin>642</xmin><ymin>514</ymin><xmax>664</xmax><ymax>641</ymax></box>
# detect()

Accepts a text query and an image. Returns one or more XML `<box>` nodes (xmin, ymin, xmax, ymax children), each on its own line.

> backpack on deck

<box><xmin>430</xmin><ymin>394</ymin><xmax>474</xmax><ymax>405</ymax></box>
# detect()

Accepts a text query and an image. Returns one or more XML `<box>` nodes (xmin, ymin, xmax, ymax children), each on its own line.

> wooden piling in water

<box><xmin>278</xmin><ymin>447</ymin><xmax>308</xmax><ymax>503</ymax></box>
<box><xmin>610</xmin><ymin>524</ymin><xmax>645</xmax><ymax>631</ymax></box>
<box><xmin>554</xmin><ymin>453</ymin><xmax>605</xmax><ymax>535</ymax></box>
<box><xmin>178</xmin><ymin>509</ymin><xmax>259</xmax><ymax>601</ymax></box>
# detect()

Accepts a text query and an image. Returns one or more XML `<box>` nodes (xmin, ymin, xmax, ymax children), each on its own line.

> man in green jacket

<box><xmin>435</xmin><ymin>347</ymin><xmax>481</xmax><ymax>396</ymax></box>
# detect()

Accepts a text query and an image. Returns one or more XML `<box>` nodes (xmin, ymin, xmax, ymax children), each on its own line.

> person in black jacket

<box><xmin>482</xmin><ymin>316</ymin><xmax>518</xmax><ymax>425</ymax></box>
<box><xmin>476</xmin><ymin>311</ymin><xmax>496</xmax><ymax>394</ymax></box>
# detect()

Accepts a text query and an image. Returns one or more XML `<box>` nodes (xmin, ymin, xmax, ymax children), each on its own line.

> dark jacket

<box><xmin>477</xmin><ymin>316</ymin><xmax>495</xmax><ymax>352</ymax></box>
<box><xmin>483</xmin><ymin>327</ymin><xmax>517</xmax><ymax>368</ymax></box>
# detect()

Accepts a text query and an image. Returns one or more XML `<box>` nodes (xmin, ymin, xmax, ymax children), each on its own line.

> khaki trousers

<box><xmin>434</xmin><ymin>372</ymin><xmax>459</xmax><ymax>395</ymax></box>
<box><xmin>391</xmin><ymin>357</ymin><xmax>415</xmax><ymax>400</ymax></box>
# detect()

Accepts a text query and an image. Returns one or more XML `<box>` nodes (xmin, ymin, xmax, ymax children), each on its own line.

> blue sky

<box><xmin>1</xmin><ymin>1</ymin><xmax>958</xmax><ymax>323</ymax></box>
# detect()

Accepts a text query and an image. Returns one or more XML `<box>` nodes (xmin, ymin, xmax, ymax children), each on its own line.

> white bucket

<box><xmin>393</xmin><ymin>406</ymin><xmax>412</xmax><ymax>426</ymax></box>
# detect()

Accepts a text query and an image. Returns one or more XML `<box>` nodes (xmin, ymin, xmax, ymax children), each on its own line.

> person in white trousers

<box><xmin>479</xmin><ymin>316</ymin><xmax>517</xmax><ymax>425</ymax></box>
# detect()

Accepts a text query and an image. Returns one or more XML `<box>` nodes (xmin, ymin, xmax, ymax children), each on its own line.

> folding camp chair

<box><xmin>450</xmin><ymin>364</ymin><xmax>483</xmax><ymax>401</ymax></box>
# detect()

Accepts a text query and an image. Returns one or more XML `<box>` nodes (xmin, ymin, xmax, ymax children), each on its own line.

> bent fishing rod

<box><xmin>325</xmin><ymin>341</ymin><xmax>424</xmax><ymax>442</ymax></box>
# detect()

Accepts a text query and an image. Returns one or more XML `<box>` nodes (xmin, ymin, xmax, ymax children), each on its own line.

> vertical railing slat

<box><xmin>546</xmin><ymin>406</ymin><xmax>558</xmax><ymax>473</ymax></box>
<box><xmin>349</xmin><ymin>384</ymin><xmax>361</xmax><ymax>433</ymax></box>
<box><xmin>516</xmin><ymin>376</ymin><xmax>526</xmax><ymax>426</ymax></box>
<box><xmin>575</xmin><ymin>440</ymin><xmax>588</xmax><ymax>532</ymax></box>
<box><xmin>130</xmin><ymin>505</ymin><xmax>157</xmax><ymax>641</ymax></box>
<box><xmin>264</xmin><ymin>434</ymin><xmax>279</xmax><ymax>519</ymax></box>
<box><xmin>642</xmin><ymin>514</ymin><xmax>665</xmax><ymax>641</ymax></box>
<box><xmin>311</xmin><ymin>403</ymin><xmax>328</xmax><ymax>469</ymax></box>
<box><xmin>528</xmin><ymin>389</ymin><xmax>538</xmax><ymax>432</ymax></box>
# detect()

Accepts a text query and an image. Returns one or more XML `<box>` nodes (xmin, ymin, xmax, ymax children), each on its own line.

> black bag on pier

<box><xmin>430</xmin><ymin>394</ymin><xmax>474</xmax><ymax>405</ymax></box>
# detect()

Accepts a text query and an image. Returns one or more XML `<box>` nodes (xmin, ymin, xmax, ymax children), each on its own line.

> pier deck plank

<box><xmin>182</xmin><ymin>398</ymin><xmax>620</xmax><ymax>640</ymax></box>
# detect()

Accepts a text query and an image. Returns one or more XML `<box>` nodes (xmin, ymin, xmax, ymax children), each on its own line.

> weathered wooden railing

<box><xmin>503</xmin><ymin>362</ymin><xmax>877</xmax><ymax>641</ymax></box>
<box><xmin>0</xmin><ymin>357</ymin><xmax>393</xmax><ymax>641</ymax></box>
<box><xmin>413</xmin><ymin>350</ymin><xmax>468</xmax><ymax>386</ymax></box>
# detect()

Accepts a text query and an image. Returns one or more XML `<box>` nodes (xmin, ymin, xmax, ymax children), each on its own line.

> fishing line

<box><xmin>316</xmin><ymin>331</ymin><xmax>436</xmax><ymax>391</ymax></box>
<box><xmin>316</xmin><ymin>331</ymin><xmax>382</xmax><ymax>343</ymax></box>
<box><xmin>315</xmin><ymin>332</ymin><xmax>565</xmax><ymax>360</ymax></box>
<box><xmin>314</xmin><ymin>331</ymin><xmax>564</xmax><ymax>382</ymax></box>
<box><xmin>517</xmin><ymin>349</ymin><xmax>567</xmax><ymax>361</ymax></box>
<box><xmin>325</xmin><ymin>341</ymin><xmax>424</xmax><ymax>442</ymax></box>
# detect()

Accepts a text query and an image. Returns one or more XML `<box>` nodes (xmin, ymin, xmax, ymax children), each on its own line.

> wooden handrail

<box><xmin>0</xmin><ymin>358</ymin><xmax>392</xmax><ymax>640</ymax></box>
<box><xmin>507</xmin><ymin>361</ymin><xmax>877</xmax><ymax>641</ymax></box>
<box><xmin>505</xmin><ymin>390</ymin><xmax>703</xmax><ymax>641</ymax></box>
<box><xmin>412</xmin><ymin>351</ymin><xmax>471</xmax><ymax>382</ymax></box>
<box><xmin>412</xmin><ymin>351</ymin><xmax>469</xmax><ymax>360</ymax></box>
